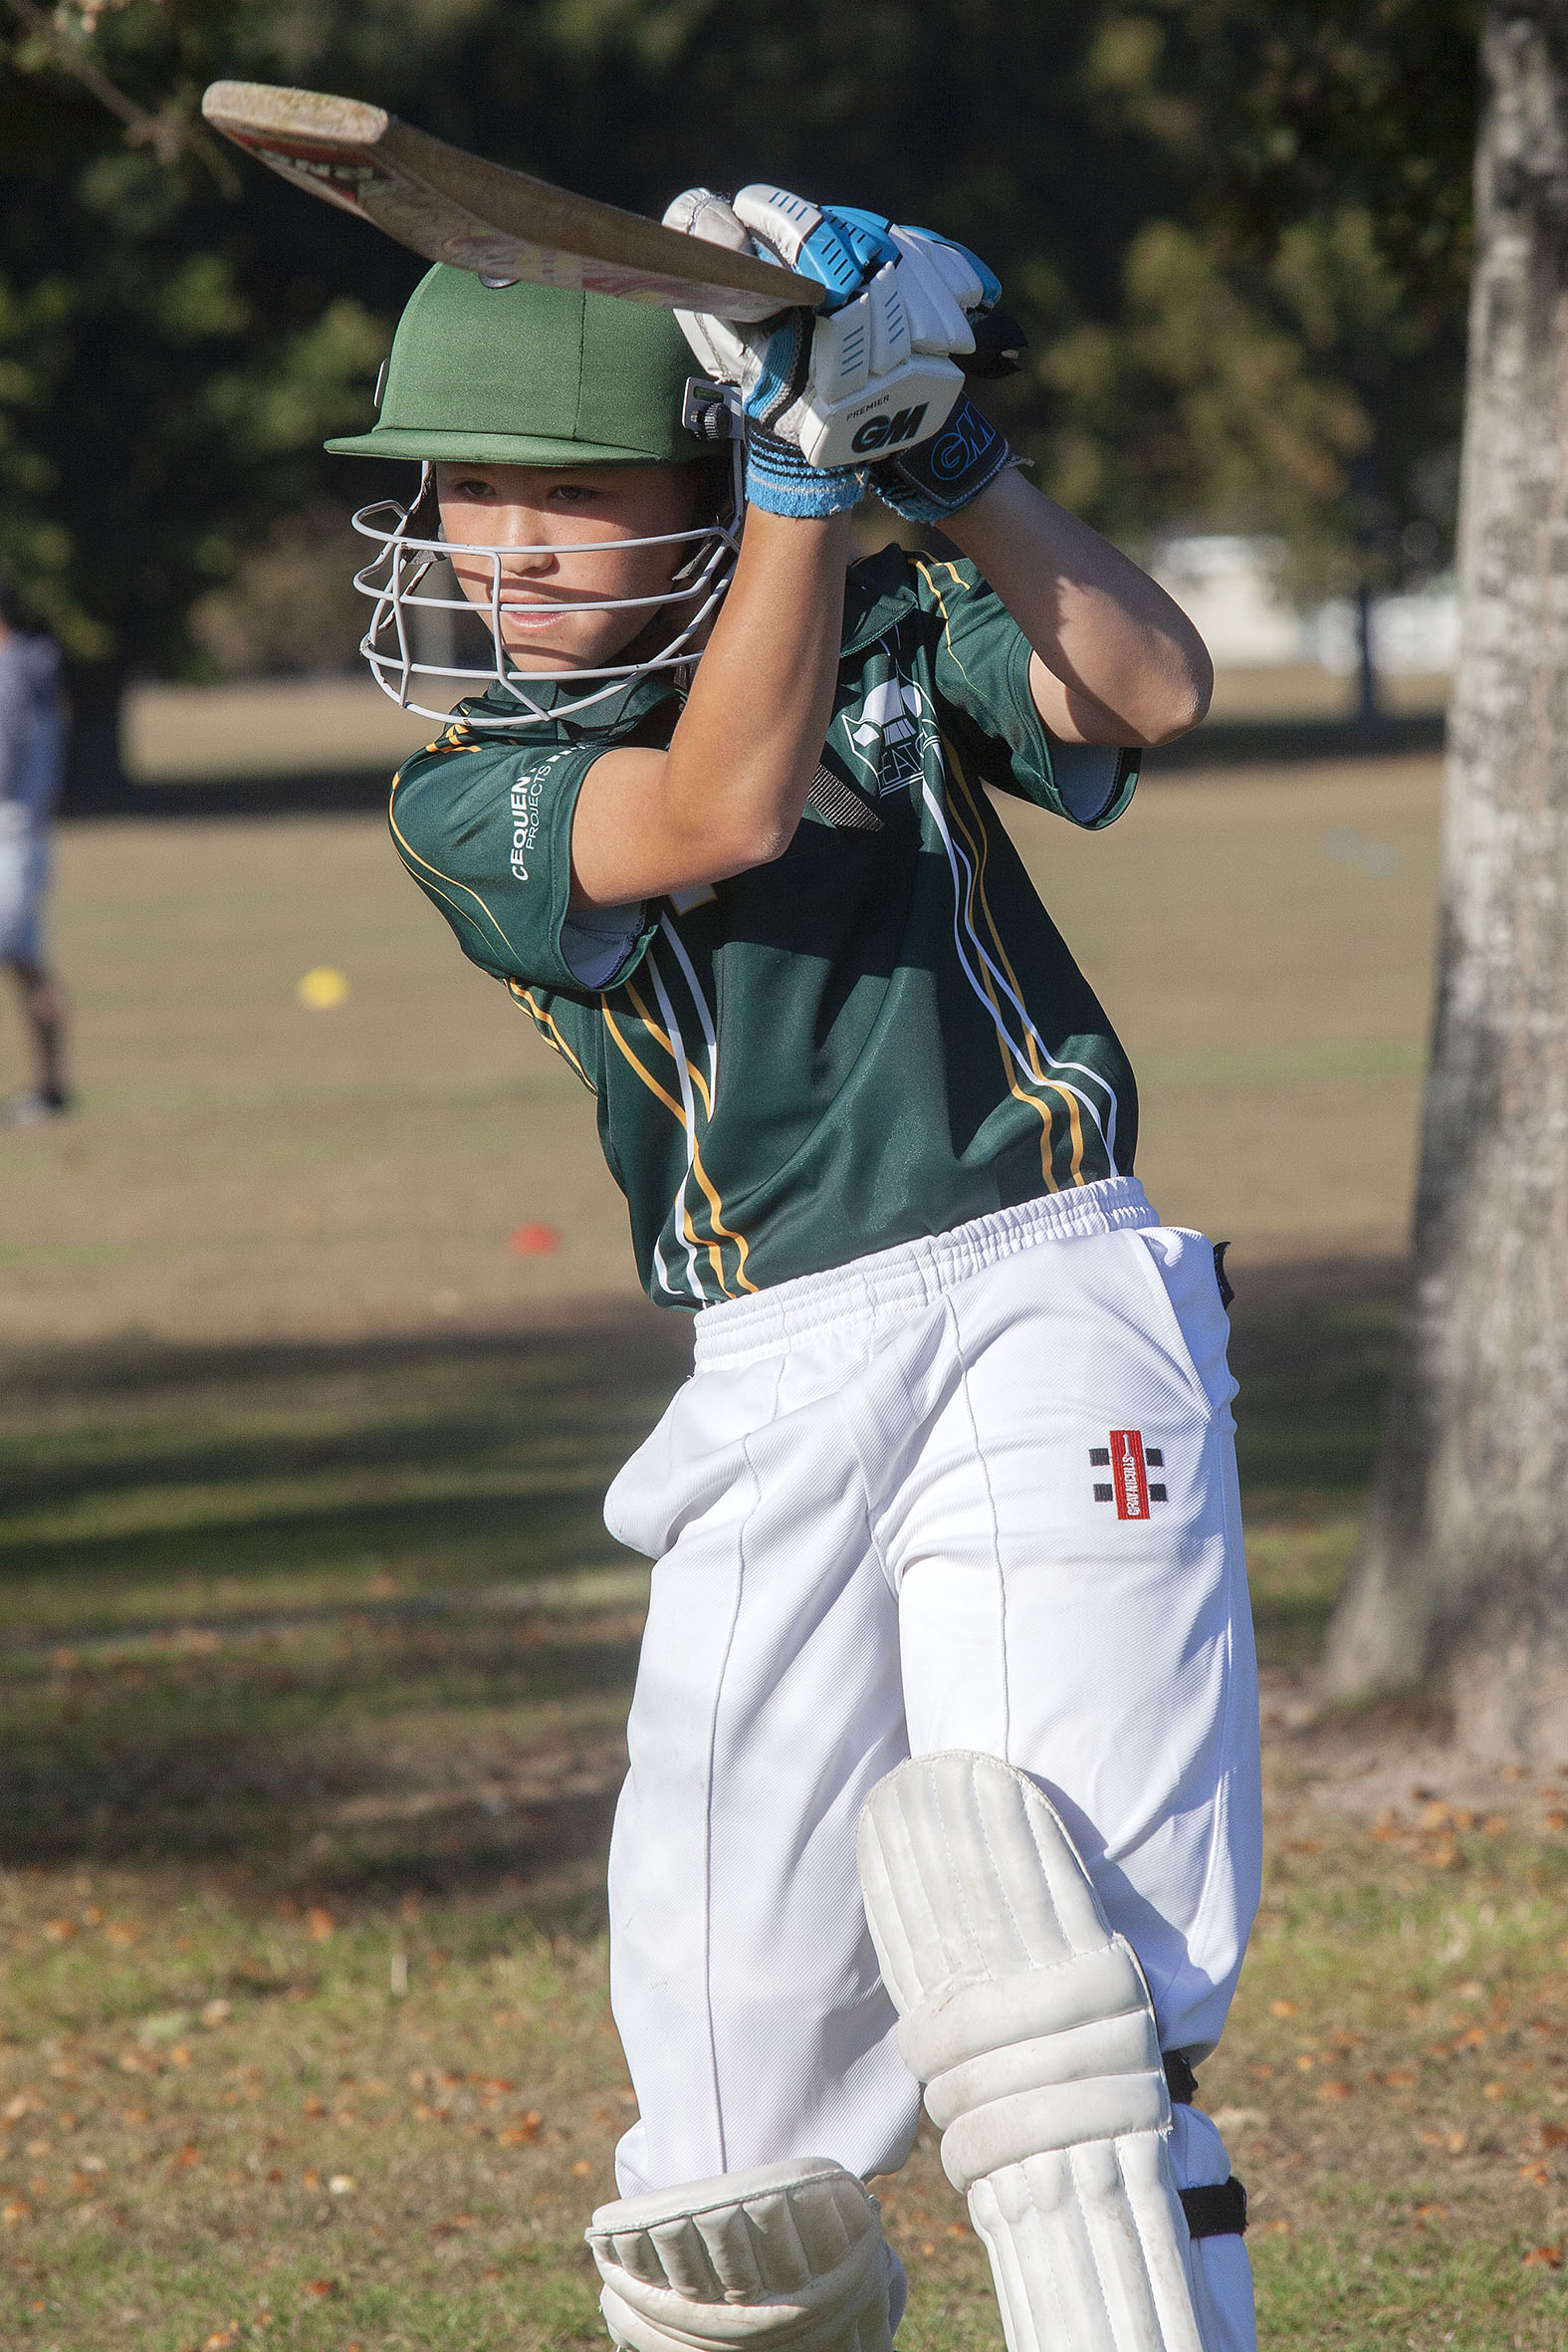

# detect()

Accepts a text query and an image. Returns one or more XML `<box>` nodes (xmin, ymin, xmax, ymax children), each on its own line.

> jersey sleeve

<box><xmin>914</xmin><ymin>554</ymin><xmax>1139</xmax><ymax>828</ymax></box>
<box><xmin>387</xmin><ymin>728</ymin><xmax>656</xmax><ymax>993</ymax></box>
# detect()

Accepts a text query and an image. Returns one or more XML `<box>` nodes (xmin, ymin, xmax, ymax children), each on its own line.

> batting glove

<box><xmin>663</xmin><ymin>186</ymin><xmax>994</xmax><ymax>478</ymax></box>
<box><xmin>867</xmin><ymin>392</ymin><xmax>1021</xmax><ymax>523</ymax></box>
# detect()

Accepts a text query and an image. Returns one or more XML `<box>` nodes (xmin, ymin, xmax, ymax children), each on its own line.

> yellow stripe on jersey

<box><xmin>688</xmin><ymin>1149</ymin><xmax>756</xmax><ymax>1294</ymax></box>
<box><xmin>601</xmin><ymin>1005</ymin><xmax>752</xmax><ymax>1299</ymax></box>
<box><xmin>388</xmin><ymin>782</ymin><xmax>515</xmax><ymax>959</ymax></box>
<box><xmin>507</xmin><ymin>982</ymin><xmax>596</xmax><ymax>1092</ymax></box>
<box><xmin>913</xmin><ymin>557</ymin><xmax>976</xmax><ymax>688</ymax></box>
<box><xmin>942</xmin><ymin>733</ymin><xmax>1091</xmax><ymax>1186</ymax></box>
<box><xmin>623</xmin><ymin>980</ymin><xmax>714</xmax><ymax>1117</ymax></box>
<box><xmin>602</xmin><ymin>1005</ymin><xmax>686</xmax><ymax>1125</ymax></box>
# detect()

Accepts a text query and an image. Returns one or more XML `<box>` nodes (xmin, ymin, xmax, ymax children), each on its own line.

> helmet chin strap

<box><xmin>348</xmin><ymin>449</ymin><xmax>743</xmax><ymax>729</ymax></box>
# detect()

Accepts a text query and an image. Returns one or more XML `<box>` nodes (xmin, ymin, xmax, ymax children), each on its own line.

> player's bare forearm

<box><xmin>568</xmin><ymin>508</ymin><xmax>852</xmax><ymax>909</ymax></box>
<box><xmin>943</xmin><ymin>469</ymin><xmax>1213</xmax><ymax>748</ymax></box>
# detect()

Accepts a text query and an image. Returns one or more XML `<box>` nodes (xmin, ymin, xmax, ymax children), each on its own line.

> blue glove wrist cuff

<box><xmin>745</xmin><ymin>427</ymin><xmax>863</xmax><ymax>518</ymax></box>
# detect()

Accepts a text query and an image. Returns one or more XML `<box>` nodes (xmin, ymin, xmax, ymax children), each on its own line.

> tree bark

<box><xmin>60</xmin><ymin>658</ymin><xmax>131</xmax><ymax>814</ymax></box>
<box><xmin>1322</xmin><ymin>1</ymin><xmax>1568</xmax><ymax>1760</ymax></box>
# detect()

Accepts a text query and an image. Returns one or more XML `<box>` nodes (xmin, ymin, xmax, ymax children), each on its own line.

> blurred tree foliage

<box><xmin>1059</xmin><ymin>0</ymin><xmax>1482</xmax><ymax>591</ymax></box>
<box><xmin>0</xmin><ymin>0</ymin><xmax>1479</xmax><ymax>790</ymax></box>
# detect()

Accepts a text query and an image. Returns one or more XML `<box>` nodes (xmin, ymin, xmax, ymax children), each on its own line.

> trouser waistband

<box><xmin>692</xmin><ymin>1176</ymin><xmax>1157</xmax><ymax>1370</ymax></box>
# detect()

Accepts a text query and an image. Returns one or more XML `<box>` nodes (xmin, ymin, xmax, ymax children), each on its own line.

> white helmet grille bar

<box><xmin>348</xmin><ymin>435</ymin><xmax>743</xmax><ymax>730</ymax></box>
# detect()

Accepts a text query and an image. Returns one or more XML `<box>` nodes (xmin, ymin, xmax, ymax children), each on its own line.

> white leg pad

<box><xmin>856</xmin><ymin>1750</ymin><xmax>1212</xmax><ymax>2352</ymax></box>
<box><xmin>587</xmin><ymin>2156</ymin><xmax>900</xmax><ymax>2352</ymax></box>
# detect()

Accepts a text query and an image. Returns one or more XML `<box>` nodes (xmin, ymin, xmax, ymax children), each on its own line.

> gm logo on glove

<box><xmin>849</xmin><ymin>403</ymin><xmax>930</xmax><ymax>455</ymax></box>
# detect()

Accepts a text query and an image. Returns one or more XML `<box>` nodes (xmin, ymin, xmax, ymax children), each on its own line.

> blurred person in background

<box><xmin>0</xmin><ymin>572</ymin><xmax>70</xmax><ymax>1124</ymax></box>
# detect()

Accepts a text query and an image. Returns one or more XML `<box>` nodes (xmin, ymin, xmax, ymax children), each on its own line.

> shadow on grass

<box><xmin>0</xmin><ymin>1312</ymin><xmax>690</xmax><ymax>1620</ymax></box>
<box><xmin>0</xmin><ymin>1266</ymin><xmax>1407</xmax><ymax>1892</ymax></box>
<box><xmin>0</xmin><ymin>1311</ymin><xmax>687</xmax><ymax>1908</ymax></box>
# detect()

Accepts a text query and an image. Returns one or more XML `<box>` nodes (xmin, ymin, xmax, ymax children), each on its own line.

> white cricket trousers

<box><xmin>603</xmin><ymin>1177</ymin><xmax>1262</xmax><ymax>2351</ymax></box>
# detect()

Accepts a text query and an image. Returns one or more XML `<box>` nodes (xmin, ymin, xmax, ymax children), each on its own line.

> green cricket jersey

<box><xmin>389</xmin><ymin>544</ymin><xmax>1141</xmax><ymax>1311</ymax></box>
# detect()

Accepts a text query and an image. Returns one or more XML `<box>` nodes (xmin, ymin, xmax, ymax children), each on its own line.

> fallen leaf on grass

<box><xmin>570</xmin><ymin>2159</ymin><xmax>593</xmax><ymax>2178</ymax></box>
<box><xmin>430</xmin><ymin>2215</ymin><xmax>476</xmax><ymax>2238</ymax></box>
<box><xmin>203</xmin><ymin>2328</ymin><xmax>240</xmax><ymax>2349</ymax></box>
<box><xmin>1317</xmin><ymin>2082</ymin><xmax>1353</xmax><ymax>2102</ymax></box>
<box><xmin>172</xmin><ymin>2144</ymin><xmax>200</xmax><ymax>2168</ymax></box>
<box><xmin>1540</xmin><ymin>2123</ymin><xmax>1568</xmax><ymax>2148</ymax></box>
<box><xmin>302</xmin><ymin>2169</ymin><xmax>321</xmax><ymax>2190</ymax></box>
<box><xmin>306</xmin><ymin>1908</ymin><xmax>335</xmax><ymax>1942</ymax></box>
<box><xmin>200</xmin><ymin>2000</ymin><xmax>231</xmax><ymax>2027</ymax></box>
<box><xmin>1268</xmin><ymin>1999</ymin><xmax>1297</xmax><ymax>2018</ymax></box>
<box><xmin>1484</xmin><ymin>2082</ymin><xmax>1507</xmax><ymax>2100</ymax></box>
<box><xmin>43</xmin><ymin>1920</ymin><xmax>77</xmax><ymax>1942</ymax></box>
<box><xmin>1520</xmin><ymin>2162</ymin><xmax>1549</xmax><ymax>2186</ymax></box>
<box><xmin>304</xmin><ymin>2277</ymin><xmax>338</xmax><ymax>2297</ymax></box>
<box><xmin>1414</xmin><ymin>2204</ymin><xmax>1448</xmax><ymax>2223</ymax></box>
<box><xmin>1522</xmin><ymin>2246</ymin><xmax>1563</xmax><ymax>2268</ymax></box>
<box><xmin>2</xmin><ymin>2201</ymin><xmax>31</xmax><ymax>2226</ymax></box>
<box><xmin>498</xmin><ymin>2110</ymin><xmax>543</xmax><ymax>2145</ymax></box>
<box><xmin>1380</xmin><ymin>2070</ymin><xmax>1418</xmax><ymax>2087</ymax></box>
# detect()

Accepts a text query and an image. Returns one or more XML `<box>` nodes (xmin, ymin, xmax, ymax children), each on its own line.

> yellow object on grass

<box><xmin>297</xmin><ymin>966</ymin><xmax>349</xmax><ymax>1009</ymax></box>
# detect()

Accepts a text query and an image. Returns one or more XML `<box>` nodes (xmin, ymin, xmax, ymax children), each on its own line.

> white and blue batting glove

<box><xmin>662</xmin><ymin>186</ymin><xmax>996</xmax><ymax>487</ymax></box>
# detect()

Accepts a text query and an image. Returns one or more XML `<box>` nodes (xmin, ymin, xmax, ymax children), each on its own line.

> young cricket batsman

<box><xmin>328</xmin><ymin>187</ymin><xmax>1261</xmax><ymax>2352</ymax></box>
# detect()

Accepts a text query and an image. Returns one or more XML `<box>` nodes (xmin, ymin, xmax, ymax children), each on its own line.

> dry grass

<box><xmin>12</xmin><ymin>747</ymin><xmax>1559</xmax><ymax>2349</ymax></box>
<box><xmin>3</xmin><ymin>755</ymin><xmax>1441</xmax><ymax>1348</ymax></box>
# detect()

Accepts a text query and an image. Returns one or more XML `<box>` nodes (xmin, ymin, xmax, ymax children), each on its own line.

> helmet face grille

<box><xmin>349</xmin><ymin>453</ymin><xmax>743</xmax><ymax>729</ymax></box>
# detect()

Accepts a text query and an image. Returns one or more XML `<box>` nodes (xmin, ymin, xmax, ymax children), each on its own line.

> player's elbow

<box><xmin>1137</xmin><ymin>643</ymin><xmax>1214</xmax><ymax>746</ymax></box>
<box><xmin>664</xmin><ymin>769</ymin><xmax>805</xmax><ymax>876</ymax></box>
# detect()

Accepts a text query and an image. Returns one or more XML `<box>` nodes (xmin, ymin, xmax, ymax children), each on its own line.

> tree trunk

<box><xmin>1322</xmin><ymin>1</ymin><xmax>1568</xmax><ymax>1760</ymax></box>
<box><xmin>1353</xmin><ymin>583</ymin><xmax>1382</xmax><ymax>729</ymax></box>
<box><xmin>60</xmin><ymin>658</ymin><xmax>131</xmax><ymax>813</ymax></box>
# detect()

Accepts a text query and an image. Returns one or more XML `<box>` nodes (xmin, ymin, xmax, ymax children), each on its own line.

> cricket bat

<box><xmin>201</xmin><ymin>82</ymin><xmax>822</xmax><ymax>323</ymax></box>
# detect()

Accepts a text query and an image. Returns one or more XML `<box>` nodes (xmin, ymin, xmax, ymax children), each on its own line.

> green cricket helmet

<box><xmin>328</xmin><ymin>266</ymin><xmax>741</xmax><ymax>727</ymax></box>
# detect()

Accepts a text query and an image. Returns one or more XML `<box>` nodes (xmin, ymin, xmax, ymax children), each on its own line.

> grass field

<box><xmin>9</xmin><ymin>751</ymin><xmax>1567</xmax><ymax>2350</ymax></box>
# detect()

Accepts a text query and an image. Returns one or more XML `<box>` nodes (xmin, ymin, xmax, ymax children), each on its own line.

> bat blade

<box><xmin>201</xmin><ymin>82</ymin><xmax>820</xmax><ymax>322</ymax></box>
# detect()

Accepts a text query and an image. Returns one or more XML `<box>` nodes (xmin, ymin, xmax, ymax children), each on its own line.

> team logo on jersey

<box><xmin>1090</xmin><ymin>1430</ymin><xmax>1168</xmax><ymax>1519</ymax></box>
<box><xmin>837</xmin><ymin>664</ymin><xmax>936</xmax><ymax>796</ymax></box>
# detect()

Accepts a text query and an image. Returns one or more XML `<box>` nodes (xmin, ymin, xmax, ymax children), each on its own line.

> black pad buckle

<box><xmin>1164</xmin><ymin>2050</ymin><xmax>1201</xmax><ymax>2105</ymax></box>
<box><xmin>1179</xmin><ymin>2176</ymin><xmax>1249</xmax><ymax>2239</ymax></box>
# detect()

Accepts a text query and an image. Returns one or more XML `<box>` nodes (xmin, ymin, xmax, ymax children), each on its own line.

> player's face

<box><xmin>435</xmin><ymin>462</ymin><xmax>703</xmax><ymax>670</ymax></box>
